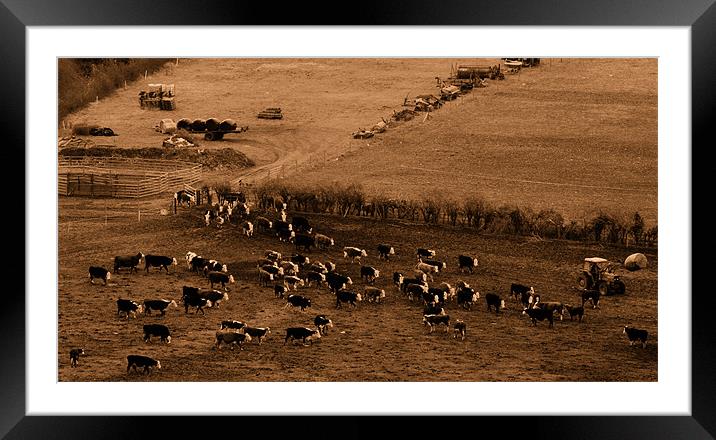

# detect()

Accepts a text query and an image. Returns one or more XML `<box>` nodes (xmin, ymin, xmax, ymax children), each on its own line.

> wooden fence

<box><xmin>58</xmin><ymin>157</ymin><xmax>202</xmax><ymax>198</ymax></box>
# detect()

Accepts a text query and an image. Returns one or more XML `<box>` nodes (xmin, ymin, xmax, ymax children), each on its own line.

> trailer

<box><xmin>188</xmin><ymin>126</ymin><xmax>249</xmax><ymax>141</ymax></box>
<box><xmin>175</xmin><ymin>118</ymin><xmax>249</xmax><ymax>141</ymax></box>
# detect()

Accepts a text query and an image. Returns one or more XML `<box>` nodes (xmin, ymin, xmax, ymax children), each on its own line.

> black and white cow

<box><xmin>377</xmin><ymin>244</ymin><xmax>395</xmax><ymax>260</ymax></box>
<box><xmin>261</xmin><ymin>264</ymin><xmax>284</xmax><ymax>277</ymax></box>
<box><xmin>114</xmin><ymin>253</ymin><xmax>144</xmax><ymax>274</ymax></box>
<box><xmin>290</xmin><ymin>254</ymin><xmax>310</xmax><ymax>266</ymax></box>
<box><xmin>314</xmin><ymin>315</ymin><xmax>334</xmax><ymax>335</ymax></box>
<box><xmin>207</xmin><ymin>271</ymin><xmax>235</xmax><ymax>291</ymax></box>
<box><xmin>305</xmin><ymin>271</ymin><xmax>326</xmax><ymax>288</ymax></box>
<box><xmin>485</xmin><ymin>292</ymin><xmax>506</xmax><ymax>315</ymax></box>
<box><xmin>531</xmin><ymin>298</ymin><xmax>564</xmax><ymax>321</ymax></box>
<box><xmin>127</xmin><ymin>355</ymin><xmax>160</xmax><ymax>374</ymax></box>
<box><xmin>343</xmin><ymin>247</ymin><xmax>367</xmax><ymax>264</ymax></box>
<box><xmin>243</xmin><ymin>327</ymin><xmax>271</xmax><ymax>344</ymax></box>
<box><xmin>400</xmin><ymin>276</ymin><xmax>427</xmax><ymax>293</ymax></box>
<box><xmin>326</xmin><ymin>272</ymin><xmax>352</xmax><ymax>293</ymax></box>
<box><xmin>423</xmin><ymin>303</ymin><xmax>445</xmax><ymax>316</ymax></box>
<box><xmin>215</xmin><ymin>331</ymin><xmax>251</xmax><ymax>350</ymax></box>
<box><xmin>293</xmin><ymin>234</ymin><xmax>316</xmax><ymax>252</ymax></box>
<box><xmin>69</xmin><ymin>348</ymin><xmax>84</xmax><ymax>367</ymax></box>
<box><xmin>274</xmin><ymin>284</ymin><xmax>288</xmax><ymax>298</ymax></box>
<box><xmin>623</xmin><ymin>326</ymin><xmax>648</xmax><ymax>348</ymax></box>
<box><xmin>255</xmin><ymin>216</ymin><xmax>273</xmax><ymax>232</ymax></box>
<box><xmin>393</xmin><ymin>272</ymin><xmax>405</xmax><ymax>290</ymax></box>
<box><xmin>562</xmin><ymin>304</ymin><xmax>584</xmax><ymax>322</ymax></box>
<box><xmin>291</xmin><ymin>216</ymin><xmax>312</xmax><ymax>233</ymax></box>
<box><xmin>581</xmin><ymin>289</ymin><xmax>601</xmax><ymax>309</ymax></box>
<box><xmin>89</xmin><ymin>266</ymin><xmax>111</xmax><ymax>285</ymax></box>
<box><xmin>453</xmin><ymin>320</ymin><xmax>467</xmax><ymax>340</ymax></box>
<box><xmin>200</xmin><ymin>289</ymin><xmax>229</xmax><ymax>308</ymax></box>
<box><xmin>285</xmin><ymin>294</ymin><xmax>311</xmax><ymax>311</ymax></box>
<box><xmin>315</xmin><ymin>234</ymin><xmax>335</xmax><ymax>250</ymax></box>
<box><xmin>423</xmin><ymin>314</ymin><xmax>450</xmax><ymax>333</ymax></box>
<box><xmin>417</xmin><ymin>248</ymin><xmax>436</xmax><ymax>260</ymax></box>
<box><xmin>523</xmin><ymin>307</ymin><xmax>555</xmax><ymax>328</ymax></box>
<box><xmin>360</xmin><ymin>266</ymin><xmax>380</xmax><ymax>284</ymax></box>
<box><xmin>428</xmin><ymin>287</ymin><xmax>449</xmax><ymax>305</ymax></box>
<box><xmin>273</xmin><ymin>220</ymin><xmax>293</xmax><ymax>234</ymax></box>
<box><xmin>117</xmin><ymin>299</ymin><xmax>143</xmax><ymax>319</ymax></box>
<box><xmin>421</xmin><ymin>290</ymin><xmax>440</xmax><ymax>306</ymax></box>
<box><xmin>284</xmin><ymin>327</ymin><xmax>321</xmax><ymax>345</ymax></box>
<box><xmin>144</xmin><ymin>255</ymin><xmax>178</xmax><ymax>274</ymax></box>
<box><xmin>405</xmin><ymin>283</ymin><xmax>429</xmax><ymax>302</ymax></box>
<box><xmin>511</xmin><ymin>284</ymin><xmax>536</xmax><ymax>309</ymax></box>
<box><xmin>242</xmin><ymin>221</ymin><xmax>254</xmax><ymax>238</ymax></box>
<box><xmin>283</xmin><ymin>275</ymin><xmax>305</xmax><ymax>291</ymax></box>
<box><xmin>143</xmin><ymin>324</ymin><xmax>171</xmax><ymax>343</ymax></box>
<box><xmin>189</xmin><ymin>256</ymin><xmax>211</xmax><ymax>273</ymax></box>
<box><xmin>457</xmin><ymin>287</ymin><xmax>480</xmax><ymax>311</ymax></box>
<box><xmin>220</xmin><ymin>320</ymin><xmax>247</xmax><ymax>331</ymax></box>
<box><xmin>182</xmin><ymin>286</ymin><xmax>212</xmax><ymax>314</ymax></box>
<box><xmin>143</xmin><ymin>299</ymin><xmax>178</xmax><ymax>316</ymax></box>
<box><xmin>364</xmin><ymin>286</ymin><xmax>386</xmax><ymax>303</ymax></box>
<box><xmin>458</xmin><ymin>255</ymin><xmax>479</xmax><ymax>273</ymax></box>
<box><xmin>203</xmin><ymin>260</ymin><xmax>228</xmax><ymax>275</ymax></box>
<box><xmin>336</xmin><ymin>290</ymin><xmax>362</xmax><ymax>308</ymax></box>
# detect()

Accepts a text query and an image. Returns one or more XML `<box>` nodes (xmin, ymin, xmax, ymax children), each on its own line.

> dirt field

<box><xmin>58</xmin><ymin>58</ymin><xmax>657</xmax><ymax>382</ymax></box>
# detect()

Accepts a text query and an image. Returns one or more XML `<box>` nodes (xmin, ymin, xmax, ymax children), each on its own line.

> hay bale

<box><xmin>176</xmin><ymin>118</ymin><xmax>192</xmax><ymax>130</ymax></box>
<box><xmin>624</xmin><ymin>253</ymin><xmax>648</xmax><ymax>271</ymax></box>
<box><xmin>205</xmin><ymin>118</ymin><xmax>221</xmax><ymax>131</ymax></box>
<box><xmin>191</xmin><ymin>119</ymin><xmax>206</xmax><ymax>131</ymax></box>
<box><xmin>160</xmin><ymin>119</ymin><xmax>177</xmax><ymax>134</ymax></box>
<box><xmin>219</xmin><ymin>119</ymin><xmax>237</xmax><ymax>131</ymax></box>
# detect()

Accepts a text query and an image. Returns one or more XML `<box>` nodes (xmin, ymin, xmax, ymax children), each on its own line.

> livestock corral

<box><xmin>58</xmin><ymin>58</ymin><xmax>657</xmax><ymax>382</ymax></box>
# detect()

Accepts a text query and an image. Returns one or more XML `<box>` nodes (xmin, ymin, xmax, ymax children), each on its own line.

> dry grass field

<box><xmin>58</xmin><ymin>58</ymin><xmax>657</xmax><ymax>382</ymax></box>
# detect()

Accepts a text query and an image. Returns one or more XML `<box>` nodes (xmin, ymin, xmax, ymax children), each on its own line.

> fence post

<box><xmin>138</xmin><ymin>210</ymin><xmax>141</xmax><ymax>222</ymax></box>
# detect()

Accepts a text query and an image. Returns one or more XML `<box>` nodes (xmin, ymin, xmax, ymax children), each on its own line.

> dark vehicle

<box><xmin>577</xmin><ymin>257</ymin><xmax>626</xmax><ymax>296</ymax></box>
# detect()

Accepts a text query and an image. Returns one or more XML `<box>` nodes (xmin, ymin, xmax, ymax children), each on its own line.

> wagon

<box><xmin>175</xmin><ymin>118</ymin><xmax>249</xmax><ymax>141</ymax></box>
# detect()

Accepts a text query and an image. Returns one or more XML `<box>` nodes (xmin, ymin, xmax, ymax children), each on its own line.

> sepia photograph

<box><xmin>56</xmin><ymin>56</ymin><xmax>658</xmax><ymax>383</ymax></box>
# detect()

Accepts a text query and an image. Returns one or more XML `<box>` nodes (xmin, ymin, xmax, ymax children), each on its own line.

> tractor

<box><xmin>577</xmin><ymin>257</ymin><xmax>626</xmax><ymax>296</ymax></box>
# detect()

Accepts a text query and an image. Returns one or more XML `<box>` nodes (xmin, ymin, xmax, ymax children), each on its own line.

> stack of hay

<box><xmin>257</xmin><ymin>107</ymin><xmax>283</xmax><ymax>119</ymax></box>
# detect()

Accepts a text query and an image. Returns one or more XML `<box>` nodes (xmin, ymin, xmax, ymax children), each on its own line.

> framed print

<box><xmin>7</xmin><ymin>0</ymin><xmax>714</xmax><ymax>438</ymax></box>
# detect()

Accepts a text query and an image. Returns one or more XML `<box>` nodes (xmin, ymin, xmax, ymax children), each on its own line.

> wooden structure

<box><xmin>58</xmin><ymin>157</ymin><xmax>201</xmax><ymax>198</ymax></box>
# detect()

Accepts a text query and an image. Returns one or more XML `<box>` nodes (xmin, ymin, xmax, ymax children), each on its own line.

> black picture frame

<box><xmin>6</xmin><ymin>0</ymin><xmax>712</xmax><ymax>438</ymax></box>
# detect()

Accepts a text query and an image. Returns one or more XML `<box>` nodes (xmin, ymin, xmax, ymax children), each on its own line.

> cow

<box><xmin>207</xmin><ymin>271</ymin><xmax>235</xmax><ymax>291</ymax></box>
<box><xmin>257</xmin><ymin>258</ymin><xmax>277</xmax><ymax>268</ymax></box>
<box><xmin>280</xmin><ymin>261</ymin><xmax>299</xmax><ymax>275</ymax></box>
<box><xmin>336</xmin><ymin>290</ymin><xmax>362</xmax><ymax>308</ymax></box>
<box><xmin>283</xmin><ymin>275</ymin><xmax>305</xmax><ymax>291</ymax></box>
<box><xmin>421</xmin><ymin>259</ymin><xmax>447</xmax><ymax>271</ymax></box>
<box><xmin>377</xmin><ymin>244</ymin><xmax>395</xmax><ymax>260</ymax></box>
<box><xmin>484</xmin><ymin>292</ymin><xmax>506</xmax><ymax>315</ymax></box>
<box><xmin>144</xmin><ymin>255</ymin><xmax>178</xmax><ymax>274</ymax></box>
<box><xmin>623</xmin><ymin>326</ymin><xmax>648</xmax><ymax>348</ymax></box>
<box><xmin>143</xmin><ymin>299</ymin><xmax>178</xmax><ymax>316</ymax></box>
<box><xmin>204</xmin><ymin>209</ymin><xmax>218</xmax><ymax>226</ymax></box>
<box><xmin>127</xmin><ymin>355</ymin><xmax>160</xmax><ymax>375</ymax></box>
<box><xmin>523</xmin><ymin>307</ymin><xmax>555</xmax><ymax>328</ymax></box>
<box><xmin>531</xmin><ymin>298</ymin><xmax>564</xmax><ymax>321</ymax></box>
<box><xmin>284</xmin><ymin>327</ymin><xmax>321</xmax><ymax>345</ymax></box>
<box><xmin>273</xmin><ymin>220</ymin><xmax>293</xmax><ymax>234</ymax></box>
<box><xmin>69</xmin><ymin>348</ymin><xmax>84</xmax><ymax>367</ymax></box>
<box><xmin>185</xmin><ymin>251</ymin><xmax>200</xmax><ymax>269</ymax></box>
<box><xmin>190</xmin><ymin>256</ymin><xmax>211</xmax><ymax>273</ymax></box>
<box><xmin>360</xmin><ymin>266</ymin><xmax>380</xmax><ymax>284</ymax></box>
<box><xmin>291</xmin><ymin>216</ymin><xmax>312</xmax><ymax>233</ymax></box>
<box><xmin>89</xmin><ymin>266</ymin><xmax>111</xmax><ymax>285</ymax></box>
<box><xmin>453</xmin><ymin>320</ymin><xmax>467</xmax><ymax>340</ymax></box>
<box><xmin>456</xmin><ymin>280</ymin><xmax>470</xmax><ymax>290</ymax></box>
<box><xmin>438</xmin><ymin>283</ymin><xmax>456</xmax><ymax>302</ymax></box>
<box><xmin>424</xmin><ymin>303</ymin><xmax>445</xmax><ymax>316</ymax></box>
<box><xmin>325</xmin><ymin>261</ymin><xmax>337</xmax><ymax>273</ymax></box>
<box><xmin>343</xmin><ymin>247</ymin><xmax>367</xmax><ymax>264</ymax></box>
<box><xmin>255</xmin><ymin>216</ymin><xmax>273</xmax><ymax>232</ymax></box>
<box><xmin>405</xmin><ymin>283</ymin><xmax>429</xmax><ymax>302</ymax></box>
<box><xmin>278</xmin><ymin>228</ymin><xmax>296</xmax><ymax>243</ymax></box>
<box><xmin>143</xmin><ymin>324</ymin><xmax>171</xmax><ymax>344</ymax></box>
<box><xmin>174</xmin><ymin>190</ymin><xmax>195</xmax><ymax>206</ymax></box>
<box><xmin>224</xmin><ymin>191</ymin><xmax>246</xmax><ymax>204</ymax></box>
<box><xmin>423</xmin><ymin>314</ymin><xmax>450</xmax><ymax>333</ymax></box>
<box><xmin>364</xmin><ymin>286</ymin><xmax>386</xmax><ymax>303</ymax></box>
<box><xmin>258</xmin><ymin>269</ymin><xmax>275</xmax><ymax>287</ymax></box>
<box><xmin>113</xmin><ymin>253</ymin><xmax>144</xmax><ymax>274</ymax></box>
<box><xmin>117</xmin><ymin>299</ymin><xmax>143</xmax><ymax>319</ymax></box>
<box><xmin>203</xmin><ymin>260</ymin><xmax>228</xmax><ymax>275</ymax></box>
<box><xmin>215</xmin><ymin>331</ymin><xmax>251</xmax><ymax>350</ymax></box>
<box><xmin>261</xmin><ymin>264</ymin><xmax>284</xmax><ymax>277</ymax></box>
<box><xmin>415</xmin><ymin>262</ymin><xmax>439</xmax><ymax>281</ymax></box>
<box><xmin>562</xmin><ymin>304</ymin><xmax>584</xmax><ymax>322</ymax></box>
<box><xmin>326</xmin><ymin>272</ymin><xmax>352</xmax><ymax>293</ymax></box>
<box><xmin>200</xmin><ymin>289</ymin><xmax>229</xmax><ymax>308</ymax></box>
<box><xmin>417</xmin><ymin>248</ymin><xmax>436</xmax><ymax>260</ymax></box>
<box><xmin>305</xmin><ymin>271</ymin><xmax>326</xmax><ymax>288</ymax></box>
<box><xmin>309</xmin><ymin>262</ymin><xmax>328</xmax><ymax>274</ymax></box>
<box><xmin>458</xmin><ymin>255</ymin><xmax>479</xmax><ymax>273</ymax></box>
<box><xmin>285</xmin><ymin>294</ymin><xmax>311</xmax><ymax>311</ymax></box>
<box><xmin>290</xmin><ymin>254</ymin><xmax>310</xmax><ymax>266</ymax></box>
<box><xmin>400</xmin><ymin>276</ymin><xmax>427</xmax><ymax>293</ymax></box>
<box><xmin>243</xmin><ymin>326</ymin><xmax>271</xmax><ymax>344</ymax></box>
<box><xmin>393</xmin><ymin>272</ymin><xmax>405</xmax><ymax>290</ymax></box>
<box><xmin>428</xmin><ymin>287</ymin><xmax>449</xmax><ymax>305</ymax></box>
<box><xmin>457</xmin><ymin>287</ymin><xmax>480</xmax><ymax>311</ymax></box>
<box><xmin>274</xmin><ymin>284</ymin><xmax>287</xmax><ymax>298</ymax></box>
<box><xmin>182</xmin><ymin>286</ymin><xmax>212</xmax><ymax>314</ymax></box>
<box><xmin>581</xmin><ymin>289</ymin><xmax>601</xmax><ymax>309</ymax></box>
<box><xmin>314</xmin><ymin>315</ymin><xmax>334</xmax><ymax>335</ymax></box>
<box><xmin>422</xmin><ymin>290</ymin><xmax>440</xmax><ymax>306</ymax></box>
<box><xmin>315</xmin><ymin>234</ymin><xmax>335</xmax><ymax>250</ymax></box>
<box><xmin>242</xmin><ymin>221</ymin><xmax>254</xmax><ymax>238</ymax></box>
<box><xmin>511</xmin><ymin>284</ymin><xmax>536</xmax><ymax>309</ymax></box>
<box><xmin>293</xmin><ymin>234</ymin><xmax>316</xmax><ymax>252</ymax></box>
<box><xmin>265</xmin><ymin>250</ymin><xmax>282</xmax><ymax>262</ymax></box>
<box><xmin>220</xmin><ymin>320</ymin><xmax>247</xmax><ymax>331</ymax></box>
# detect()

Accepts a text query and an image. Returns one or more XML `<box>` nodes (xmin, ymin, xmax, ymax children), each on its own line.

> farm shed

<box><xmin>58</xmin><ymin>157</ymin><xmax>201</xmax><ymax>198</ymax></box>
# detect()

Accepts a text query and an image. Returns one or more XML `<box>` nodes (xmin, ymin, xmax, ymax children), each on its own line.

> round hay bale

<box><xmin>219</xmin><ymin>119</ymin><xmax>237</xmax><ymax>131</ymax></box>
<box><xmin>624</xmin><ymin>253</ymin><xmax>648</xmax><ymax>271</ymax></box>
<box><xmin>205</xmin><ymin>118</ymin><xmax>221</xmax><ymax>131</ymax></box>
<box><xmin>191</xmin><ymin>119</ymin><xmax>207</xmax><ymax>131</ymax></box>
<box><xmin>176</xmin><ymin>118</ymin><xmax>192</xmax><ymax>130</ymax></box>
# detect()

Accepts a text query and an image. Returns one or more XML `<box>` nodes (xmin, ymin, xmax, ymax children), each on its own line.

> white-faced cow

<box><xmin>89</xmin><ymin>266</ymin><xmax>111</xmax><ymax>285</ymax></box>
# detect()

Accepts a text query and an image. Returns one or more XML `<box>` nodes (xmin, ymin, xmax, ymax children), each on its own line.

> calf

<box><xmin>207</xmin><ymin>271</ymin><xmax>235</xmax><ymax>291</ymax></box>
<box><xmin>314</xmin><ymin>315</ymin><xmax>334</xmax><ymax>335</ymax></box>
<box><xmin>114</xmin><ymin>253</ymin><xmax>144</xmax><ymax>274</ymax></box>
<box><xmin>484</xmin><ymin>292</ymin><xmax>506</xmax><ymax>315</ymax></box>
<box><xmin>562</xmin><ymin>304</ymin><xmax>584</xmax><ymax>322</ymax></box>
<box><xmin>283</xmin><ymin>275</ymin><xmax>305</xmax><ymax>291</ymax></box>
<box><xmin>581</xmin><ymin>289</ymin><xmax>601</xmax><ymax>309</ymax></box>
<box><xmin>144</xmin><ymin>255</ymin><xmax>178</xmax><ymax>274</ymax></box>
<box><xmin>423</xmin><ymin>314</ymin><xmax>450</xmax><ymax>333</ymax></box>
<box><xmin>285</xmin><ymin>294</ymin><xmax>311</xmax><ymax>311</ymax></box>
<box><xmin>127</xmin><ymin>355</ymin><xmax>161</xmax><ymax>374</ymax></box>
<box><xmin>69</xmin><ymin>348</ymin><xmax>84</xmax><ymax>368</ymax></box>
<box><xmin>457</xmin><ymin>287</ymin><xmax>480</xmax><ymax>311</ymax></box>
<box><xmin>274</xmin><ymin>284</ymin><xmax>287</xmax><ymax>299</ymax></box>
<box><xmin>511</xmin><ymin>284</ymin><xmax>535</xmax><ymax>309</ymax></box>
<box><xmin>458</xmin><ymin>255</ymin><xmax>479</xmax><ymax>273</ymax></box>
<box><xmin>315</xmin><ymin>233</ymin><xmax>335</xmax><ymax>250</ymax></box>
<box><xmin>343</xmin><ymin>247</ymin><xmax>368</xmax><ymax>263</ymax></box>
<box><xmin>623</xmin><ymin>326</ymin><xmax>648</xmax><ymax>348</ymax></box>
<box><xmin>393</xmin><ymin>272</ymin><xmax>405</xmax><ymax>290</ymax></box>
<box><xmin>117</xmin><ymin>299</ymin><xmax>143</xmax><ymax>319</ymax></box>
<box><xmin>143</xmin><ymin>324</ymin><xmax>171</xmax><ymax>343</ymax></box>
<box><xmin>377</xmin><ymin>244</ymin><xmax>395</xmax><ymax>260</ymax></box>
<box><xmin>89</xmin><ymin>266</ymin><xmax>111</xmax><ymax>285</ymax></box>
<box><xmin>143</xmin><ymin>299</ymin><xmax>178</xmax><ymax>316</ymax></box>
<box><xmin>291</xmin><ymin>216</ymin><xmax>312</xmax><ymax>233</ymax></box>
<box><xmin>242</xmin><ymin>221</ymin><xmax>254</xmax><ymax>237</ymax></box>
<box><xmin>284</xmin><ymin>327</ymin><xmax>322</xmax><ymax>345</ymax></box>
<box><xmin>220</xmin><ymin>320</ymin><xmax>247</xmax><ymax>331</ymax></box>
<box><xmin>524</xmin><ymin>307</ymin><xmax>555</xmax><ymax>328</ymax></box>
<box><xmin>336</xmin><ymin>290</ymin><xmax>362</xmax><ymax>308</ymax></box>
<box><xmin>453</xmin><ymin>320</ymin><xmax>467</xmax><ymax>340</ymax></box>
<box><xmin>243</xmin><ymin>326</ymin><xmax>271</xmax><ymax>344</ymax></box>
<box><xmin>215</xmin><ymin>331</ymin><xmax>251</xmax><ymax>350</ymax></box>
<box><xmin>417</xmin><ymin>248</ymin><xmax>435</xmax><ymax>260</ymax></box>
<box><xmin>364</xmin><ymin>286</ymin><xmax>386</xmax><ymax>303</ymax></box>
<box><xmin>360</xmin><ymin>266</ymin><xmax>380</xmax><ymax>284</ymax></box>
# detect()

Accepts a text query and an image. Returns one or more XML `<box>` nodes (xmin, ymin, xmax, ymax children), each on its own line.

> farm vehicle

<box><xmin>577</xmin><ymin>257</ymin><xmax>626</xmax><ymax>296</ymax></box>
<box><xmin>175</xmin><ymin>118</ymin><xmax>249</xmax><ymax>141</ymax></box>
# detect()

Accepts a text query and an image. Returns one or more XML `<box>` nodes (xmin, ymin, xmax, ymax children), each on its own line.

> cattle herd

<box><xmin>79</xmin><ymin>197</ymin><xmax>650</xmax><ymax>378</ymax></box>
